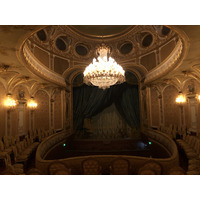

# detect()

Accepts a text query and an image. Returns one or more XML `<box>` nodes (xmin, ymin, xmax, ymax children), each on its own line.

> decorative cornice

<box><xmin>144</xmin><ymin>39</ymin><xmax>183</xmax><ymax>84</ymax></box>
<box><xmin>23</xmin><ymin>42</ymin><xmax>66</xmax><ymax>88</ymax></box>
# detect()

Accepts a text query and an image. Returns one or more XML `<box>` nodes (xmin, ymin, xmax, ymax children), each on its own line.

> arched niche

<box><xmin>35</xmin><ymin>90</ymin><xmax>50</xmax><ymax>130</ymax></box>
<box><xmin>182</xmin><ymin>78</ymin><xmax>200</xmax><ymax>95</ymax></box>
<box><xmin>163</xmin><ymin>85</ymin><xmax>180</xmax><ymax>127</ymax></box>
<box><xmin>12</xmin><ymin>84</ymin><xmax>31</xmax><ymax>100</ymax></box>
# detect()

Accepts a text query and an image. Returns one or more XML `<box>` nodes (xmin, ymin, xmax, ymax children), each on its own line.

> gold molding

<box><xmin>22</xmin><ymin>43</ymin><xmax>67</xmax><ymax>88</ymax></box>
<box><xmin>144</xmin><ymin>39</ymin><xmax>183</xmax><ymax>84</ymax></box>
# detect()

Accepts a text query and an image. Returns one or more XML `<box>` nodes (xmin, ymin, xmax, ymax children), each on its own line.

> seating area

<box><xmin>110</xmin><ymin>158</ymin><xmax>130</xmax><ymax>175</ymax></box>
<box><xmin>0</xmin><ymin>128</ymin><xmax>57</xmax><ymax>175</ymax></box>
<box><xmin>0</xmin><ymin>124</ymin><xmax>191</xmax><ymax>175</ymax></box>
<box><xmin>82</xmin><ymin>159</ymin><xmax>102</xmax><ymax>175</ymax></box>
<box><xmin>152</xmin><ymin>124</ymin><xmax>200</xmax><ymax>175</ymax></box>
<box><xmin>27</xmin><ymin>158</ymin><xmax>185</xmax><ymax>175</ymax></box>
<box><xmin>176</xmin><ymin>134</ymin><xmax>200</xmax><ymax>175</ymax></box>
<box><xmin>138</xmin><ymin>160</ymin><xmax>162</xmax><ymax>175</ymax></box>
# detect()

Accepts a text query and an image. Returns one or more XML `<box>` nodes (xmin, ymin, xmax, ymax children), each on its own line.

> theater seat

<box><xmin>139</xmin><ymin>161</ymin><xmax>162</xmax><ymax>175</ymax></box>
<box><xmin>168</xmin><ymin>166</ymin><xmax>186</xmax><ymax>175</ymax></box>
<box><xmin>48</xmin><ymin>161</ymin><xmax>68</xmax><ymax>175</ymax></box>
<box><xmin>138</xmin><ymin>168</ymin><xmax>156</xmax><ymax>175</ymax></box>
<box><xmin>82</xmin><ymin>159</ymin><xmax>102</xmax><ymax>175</ymax></box>
<box><xmin>53</xmin><ymin>169</ymin><xmax>71</xmax><ymax>175</ymax></box>
<box><xmin>110</xmin><ymin>158</ymin><xmax>130</xmax><ymax>175</ymax></box>
<box><xmin>26</xmin><ymin>168</ymin><xmax>42</xmax><ymax>175</ymax></box>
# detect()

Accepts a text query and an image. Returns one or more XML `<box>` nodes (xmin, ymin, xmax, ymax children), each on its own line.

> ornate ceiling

<box><xmin>68</xmin><ymin>25</ymin><xmax>134</xmax><ymax>38</ymax></box>
<box><xmin>0</xmin><ymin>25</ymin><xmax>199</xmax><ymax>94</ymax></box>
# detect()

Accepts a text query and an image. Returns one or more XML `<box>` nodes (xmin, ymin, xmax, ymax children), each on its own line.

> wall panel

<box><xmin>35</xmin><ymin>90</ymin><xmax>49</xmax><ymax>130</ymax></box>
<box><xmin>163</xmin><ymin>85</ymin><xmax>180</xmax><ymax>127</ymax></box>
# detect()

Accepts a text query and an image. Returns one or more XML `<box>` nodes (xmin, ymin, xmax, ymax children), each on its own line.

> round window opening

<box><xmin>142</xmin><ymin>34</ymin><xmax>153</xmax><ymax>47</ymax></box>
<box><xmin>36</xmin><ymin>30</ymin><xmax>47</xmax><ymax>41</ymax></box>
<box><xmin>56</xmin><ymin>38</ymin><xmax>67</xmax><ymax>51</ymax></box>
<box><xmin>162</xmin><ymin>26</ymin><xmax>171</xmax><ymax>36</ymax></box>
<box><xmin>76</xmin><ymin>45</ymin><xmax>88</xmax><ymax>56</ymax></box>
<box><xmin>120</xmin><ymin>42</ymin><xmax>133</xmax><ymax>54</ymax></box>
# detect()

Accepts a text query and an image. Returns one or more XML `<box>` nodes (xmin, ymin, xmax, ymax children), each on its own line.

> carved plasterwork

<box><xmin>144</xmin><ymin>39</ymin><xmax>183</xmax><ymax>84</ymax></box>
<box><xmin>25</xmin><ymin>25</ymin><xmax>179</xmax><ymax>70</ymax></box>
<box><xmin>23</xmin><ymin>43</ymin><xmax>66</xmax><ymax>87</ymax></box>
<box><xmin>18</xmin><ymin>25</ymin><xmax>188</xmax><ymax>88</ymax></box>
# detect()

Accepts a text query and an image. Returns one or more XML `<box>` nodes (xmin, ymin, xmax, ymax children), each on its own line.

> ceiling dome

<box><xmin>68</xmin><ymin>25</ymin><xmax>134</xmax><ymax>38</ymax></box>
<box><xmin>20</xmin><ymin>25</ymin><xmax>185</xmax><ymax>87</ymax></box>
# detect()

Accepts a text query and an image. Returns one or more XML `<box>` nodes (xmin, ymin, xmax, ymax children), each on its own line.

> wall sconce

<box><xmin>4</xmin><ymin>94</ymin><xmax>17</xmax><ymax>110</ymax></box>
<box><xmin>197</xmin><ymin>95</ymin><xmax>200</xmax><ymax>101</ymax></box>
<box><xmin>175</xmin><ymin>92</ymin><xmax>186</xmax><ymax>105</ymax></box>
<box><xmin>27</xmin><ymin>97</ymin><xmax>38</xmax><ymax>110</ymax></box>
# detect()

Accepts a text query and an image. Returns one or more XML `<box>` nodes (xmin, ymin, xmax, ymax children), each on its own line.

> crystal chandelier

<box><xmin>83</xmin><ymin>44</ymin><xmax>125</xmax><ymax>89</ymax></box>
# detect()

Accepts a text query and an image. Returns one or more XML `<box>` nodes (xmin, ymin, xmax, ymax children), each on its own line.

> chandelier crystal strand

<box><xmin>83</xmin><ymin>45</ymin><xmax>125</xmax><ymax>89</ymax></box>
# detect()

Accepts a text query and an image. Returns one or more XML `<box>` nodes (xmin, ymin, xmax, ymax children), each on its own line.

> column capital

<box><xmin>17</xmin><ymin>99</ymin><xmax>27</xmax><ymax>104</ymax></box>
<box><xmin>186</xmin><ymin>93</ymin><xmax>197</xmax><ymax>99</ymax></box>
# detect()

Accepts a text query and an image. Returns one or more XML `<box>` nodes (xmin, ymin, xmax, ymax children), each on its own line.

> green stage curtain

<box><xmin>73</xmin><ymin>83</ymin><xmax>140</xmax><ymax>131</ymax></box>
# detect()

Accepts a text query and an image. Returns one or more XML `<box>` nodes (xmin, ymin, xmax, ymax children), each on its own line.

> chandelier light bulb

<box><xmin>83</xmin><ymin>45</ymin><xmax>125</xmax><ymax>89</ymax></box>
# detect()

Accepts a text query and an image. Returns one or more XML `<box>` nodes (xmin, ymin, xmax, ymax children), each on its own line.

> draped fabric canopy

<box><xmin>73</xmin><ymin>82</ymin><xmax>140</xmax><ymax>131</ymax></box>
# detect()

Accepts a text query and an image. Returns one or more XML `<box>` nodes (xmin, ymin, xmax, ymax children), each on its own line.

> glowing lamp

<box><xmin>27</xmin><ymin>97</ymin><xmax>38</xmax><ymax>110</ymax></box>
<box><xmin>175</xmin><ymin>92</ymin><xmax>186</xmax><ymax>105</ymax></box>
<box><xmin>4</xmin><ymin>94</ymin><xmax>16</xmax><ymax>110</ymax></box>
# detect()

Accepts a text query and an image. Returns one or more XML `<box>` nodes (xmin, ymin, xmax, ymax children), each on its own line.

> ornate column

<box><xmin>28</xmin><ymin>96</ymin><xmax>38</xmax><ymax>131</ymax></box>
<box><xmin>4</xmin><ymin>94</ymin><xmax>17</xmax><ymax>136</ymax></box>
<box><xmin>17</xmin><ymin>99</ymin><xmax>27</xmax><ymax>136</ymax></box>
<box><xmin>6</xmin><ymin>110</ymin><xmax>11</xmax><ymax>136</ymax></box>
<box><xmin>187</xmin><ymin>94</ymin><xmax>198</xmax><ymax>133</ymax></box>
<box><xmin>29</xmin><ymin>110</ymin><xmax>34</xmax><ymax>130</ymax></box>
<box><xmin>180</xmin><ymin>105</ymin><xmax>185</xmax><ymax>127</ymax></box>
